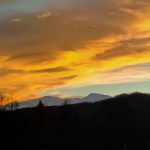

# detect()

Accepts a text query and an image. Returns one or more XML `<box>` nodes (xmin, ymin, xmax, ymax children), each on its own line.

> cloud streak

<box><xmin>37</xmin><ymin>12</ymin><xmax>52</xmax><ymax>19</ymax></box>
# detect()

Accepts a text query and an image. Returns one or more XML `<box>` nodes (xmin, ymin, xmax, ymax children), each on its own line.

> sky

<box><xmin>0</xmin><ymin>0</ymin><xmax>150</xmax><ymax>102</ymax></box>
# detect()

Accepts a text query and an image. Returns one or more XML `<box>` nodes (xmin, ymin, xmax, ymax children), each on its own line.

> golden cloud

<box><xmin>0</xmin><ymin>0</ymin><xmax>150</xmax><ymax>101</ymax></box>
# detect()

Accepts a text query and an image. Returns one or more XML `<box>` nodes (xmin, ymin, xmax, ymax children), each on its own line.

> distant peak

<box><xmin>87</xmin><ymin>93</ymin><xmax>110</xmax><ymax>97</ymax></box>
<box><xmin>90</xmin><ymin>93</ymin><xmax>100</xmax><ymax>95</ymax></box>
<box><xmin>82</xmin><ymin>93</ymin><xmax>111</xmax><ymax>103</ymax></box>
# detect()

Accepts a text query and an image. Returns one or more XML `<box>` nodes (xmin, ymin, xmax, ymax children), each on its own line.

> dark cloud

<box><xmin>0</xmin><ymin>68</ymin><xmax>18</xmax><ymax>77</ymax></box>
<box><xmin>7</xmin><ymin>52</ymin><xmax>58</xmax><ymax>65</ymax></box>
<box><xmin>94</xmin><ymin>36</ymin><xmax>150</xmax><ymax>61</ymax></box>
<box><xmin>59</xmin><ymin>75</ymin><xmax>77</xmax><ymax>80</ymax></box>
<box><xmin>101</xmin><ymin>62</ymin><xmax>150</xmax><ymax>76</ymax></box>
<box><xmin>31</xmin><ymin>67</ymin><xmax>70</xmax><ymax>73</ymax></box>
<box><xmin>0</xmin><ymin>66</ymin><xmax>70</xmax><ymax>77</ymax></box>
<box><xmin>0</xmin><ymin>0</ymin><xmax>134</xmax><ymax>64</ymax></box>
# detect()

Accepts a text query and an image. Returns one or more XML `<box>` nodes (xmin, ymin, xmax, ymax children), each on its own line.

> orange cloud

<box><xmin>0</xmin><ymin>0</ymin><xmax>150</xmax><ymax>101</ymax></box>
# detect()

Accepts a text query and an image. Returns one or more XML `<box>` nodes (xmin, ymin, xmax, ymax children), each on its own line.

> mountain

<box><xmin>17</xmin><ymin>93</ymin><xmax>111</xmax><ymax>109</ymax></box>
<box><xmin>82</xmin><ymin>93</ymin><xmax>111</xmax><ymax>103</ymax></box>
<box><xmin>67</xmin><ymin>97</ymin><xmax>82</xmax><ymax>104</ymax></box>
<box><xmin>18</xmin><ymin>96</ymin><xmax>64</xmax><ymax>109</ymax></box>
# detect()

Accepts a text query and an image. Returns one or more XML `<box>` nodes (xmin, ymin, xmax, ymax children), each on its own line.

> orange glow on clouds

<box><xmin>0</xmin><ymin>0</ymin><xmax>150</xmax><ymax>101</ymax></box>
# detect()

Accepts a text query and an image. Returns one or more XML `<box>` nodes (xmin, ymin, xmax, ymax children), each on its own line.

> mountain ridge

<box><xmin>15</xmin><ymin>93</ymin><xmax>111</xmax><ymax>109</ymax></box>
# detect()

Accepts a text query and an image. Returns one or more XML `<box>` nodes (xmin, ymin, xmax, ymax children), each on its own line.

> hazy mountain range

<box><xmin>17</xmin><ymin>93</ymin><xmax>111</xmax><ymax>109</ymax></box>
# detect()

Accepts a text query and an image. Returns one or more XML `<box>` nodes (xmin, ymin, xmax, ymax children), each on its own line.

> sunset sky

<box><xmin>1</xmin><ymin>0</ymin><xmax>150</xmax><ymax>101</ymax></box>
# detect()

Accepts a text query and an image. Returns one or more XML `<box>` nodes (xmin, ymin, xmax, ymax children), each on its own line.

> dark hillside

<box><xmin>1</xmin><ymin>93</ymin><xmax>150</xmax><ymax>150</ymax></box>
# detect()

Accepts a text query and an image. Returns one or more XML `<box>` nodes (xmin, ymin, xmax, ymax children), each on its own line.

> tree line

<box><xmin>0</xmin><ymin>91</ymin><xmax>18</xmax><ymax>111</ymax></box>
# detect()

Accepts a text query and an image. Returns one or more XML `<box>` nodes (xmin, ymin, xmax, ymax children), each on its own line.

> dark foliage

<box><xmin>0</xmin><ymin>93</ymin><xmax>150</xmax><ymax>150</ymax></box>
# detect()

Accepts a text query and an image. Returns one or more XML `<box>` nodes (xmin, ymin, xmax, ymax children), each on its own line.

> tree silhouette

<box><xmin>0</xmin><ymin>91</ymin><xmax>9</xmax><ymax>111</ymax></box>
<box><xmin>63</xmin><ymin>98</ymin><xmax>69</xmax><ymax>106</ymax></box>
<box><xmin>37</xmin><ymin>100</ymin><xmax>45</xmax><ymax>109</ymax></box>
<box><xmin>9</xmin><ymin>102</ymin><xmax>18</xmax><ymax>111</ymax></box>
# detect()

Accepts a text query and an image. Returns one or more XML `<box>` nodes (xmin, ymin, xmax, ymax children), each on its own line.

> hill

<box><xmin>0</xmin><ymin>92</ymin><xmax>150</xmax><ymax>150</ymax></box>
